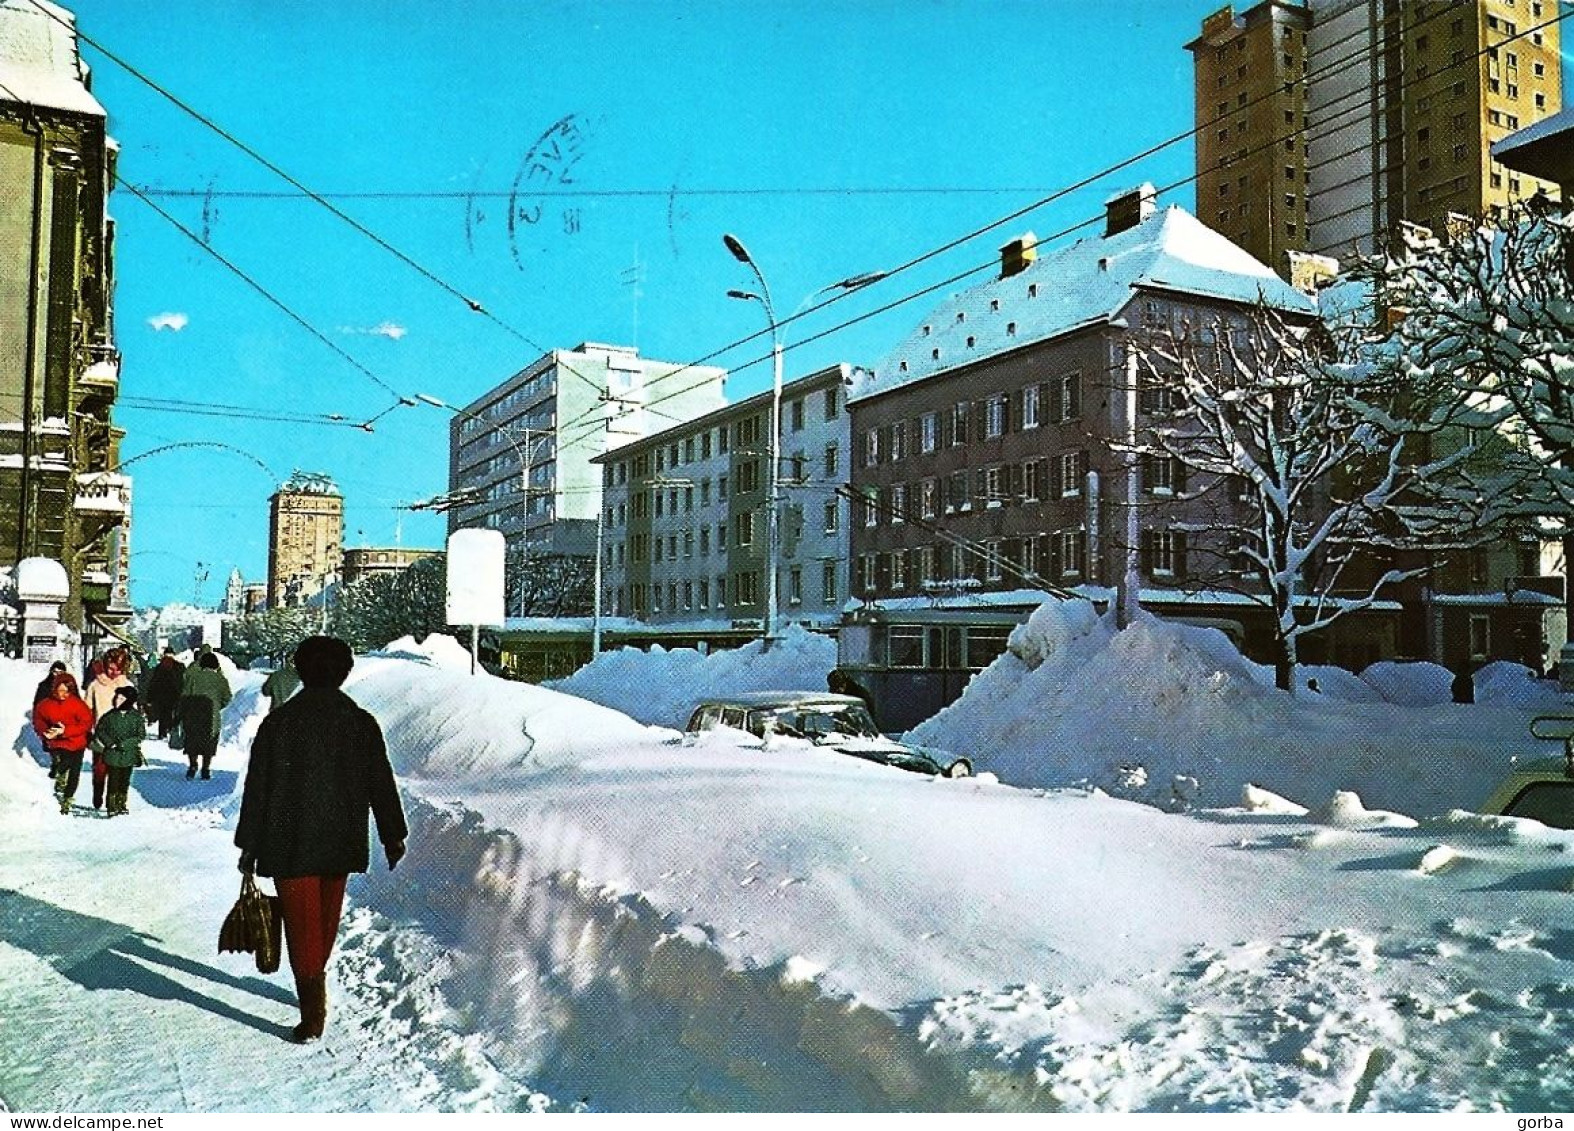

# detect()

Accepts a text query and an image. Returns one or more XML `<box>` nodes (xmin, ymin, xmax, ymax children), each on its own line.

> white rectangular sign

<box><xmin>446</xmin><ymin>528</ymin><xmax>506</xmax><ymax>627</ymax></box>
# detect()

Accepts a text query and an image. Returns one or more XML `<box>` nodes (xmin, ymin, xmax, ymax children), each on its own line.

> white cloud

<box><xmin>147</xmin><ymin>312</ymin><xmax>189</xmax><ymax>332</ymax></box>
<box><xmin>341</xmin><ymin>321</ymin><xmax>408</xmax><ymax>340</ymax></box>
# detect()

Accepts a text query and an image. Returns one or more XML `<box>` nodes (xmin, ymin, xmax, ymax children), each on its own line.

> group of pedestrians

<box><xmin>29</xmin><ymin>634</ymin><xmax>409</xmax><ymax>1045</ymax></box>
<box><xmin>32</xmin><ymin>646</ymin><xmax>146</xmax><ymax>816</ymax></box>
<box><xmin>31</xmin><ymin>642</ymin><xmax>237</xmax><ymax>815</ymax></box>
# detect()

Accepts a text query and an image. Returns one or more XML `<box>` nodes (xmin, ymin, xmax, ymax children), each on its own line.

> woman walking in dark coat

<box><xmin>235</xmin><ymin>636</ymin><xmax>408</xmax><ymax>1043</ymax></box>
<box><xmin>179</xmin><ymin>652</ymin><xmax>231</xmax><ymax>779</ymax></box>
<box><xmin>143</xmin><ymin>648</ymin><xmax>185</xmax><ymax>738</ymax></box>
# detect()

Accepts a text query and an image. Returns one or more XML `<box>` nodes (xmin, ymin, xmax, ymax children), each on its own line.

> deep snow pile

<box><xmin>6</xmin><ymin>637</ymin><xmax>1574</xmax><ymax>1113</ymax></box>
<box><xmin>910</xmin><ymin>600</ymin><xmax>1568</xmax><ymax>815</ymax></box>
<box><xmin>546</xmin><ymin>623</ymin><xmax>838</xmax><ymax>728</ymax></box>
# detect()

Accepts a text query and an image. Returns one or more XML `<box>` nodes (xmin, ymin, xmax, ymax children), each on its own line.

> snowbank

<box><xmin>910</xmin><ymin>600</ymin><xmax>1570</xmax><ymax>815</ymax></box>
<box><xmin>546</xmin><ymin>623</ymin><xmax>838</xmax><ymax>728</ymax></box>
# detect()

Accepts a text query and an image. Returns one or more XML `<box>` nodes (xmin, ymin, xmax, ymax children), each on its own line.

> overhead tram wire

<box><xmin>553</xmin><ymin>5</ymin><xmax>1570</xmax><ymax>457</ymax></box>
<box><xmin>115</xmin><ymin>177</ymin><xmax>406</xmax><ymax>422</ymax></box>
<box><xmin>25</xmin><ymin>0</ymin><xmax>633</xmax><ymax>409</ymax></box>
<box><xmin>612</xmin><ymin>0</ymin><xmax>1465</xmax><ymax>386</ymax></box>
<box><xmin>115</xmin><ymin>396</ymin><xmax>375</xmax><ymax>428</ymax></box>
<box><xmin>547</xmin><ymin>1</ymin><xmax>1472</xmax><ymax>453</ymax></box>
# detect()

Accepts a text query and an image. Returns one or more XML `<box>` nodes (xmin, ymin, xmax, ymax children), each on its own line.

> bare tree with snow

<box><xmin>1125</xmin><ymin>300</ymin><xmax>1547</xmax><ymax>691</ymax></box>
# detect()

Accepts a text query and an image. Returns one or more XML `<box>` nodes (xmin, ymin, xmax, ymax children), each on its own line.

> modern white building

<box><xmin>442</xmin><ymin>343</ymin><xmax>726</xmax><ymax>611</ymax></box>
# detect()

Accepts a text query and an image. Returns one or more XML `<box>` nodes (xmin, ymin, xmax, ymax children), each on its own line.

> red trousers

<box><xmin>275</xmin><ymin>875</ymin><xmax>348</xmax><ymax>979</ymax></box>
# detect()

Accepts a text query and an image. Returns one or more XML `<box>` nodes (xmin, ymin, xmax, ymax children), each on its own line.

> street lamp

<box><xmin>722</xmin><ymin>233</ymin><xmax>887</xmax><ymax>648</ymax></box>
<box><xmin>416</xmin><ymin>391</ymin><xmax>551</xmax><ymax>617</ymax></box>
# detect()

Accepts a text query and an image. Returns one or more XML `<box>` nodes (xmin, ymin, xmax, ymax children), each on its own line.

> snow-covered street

<box><xmin>3</xmin><ymin>610</ymin><xmax>1574</xmax><ymax>1112</ymax></box>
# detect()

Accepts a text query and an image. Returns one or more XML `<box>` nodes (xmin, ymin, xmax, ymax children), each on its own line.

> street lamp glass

<box><xmin>722</xmin><ymin>233</ymin><xmax>752</xmax><ymax>264</ymax></box>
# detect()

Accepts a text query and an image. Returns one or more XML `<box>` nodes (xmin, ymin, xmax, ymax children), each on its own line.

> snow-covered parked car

<box><xmin>1481</xmin><ymin>715</ymin><xmax>1574</xmax><ymax>830</ymax></box>
<box><xmin>684</xmin><ymin>691</ymin><xmax>973</xmax><ymax>778</ymax></box>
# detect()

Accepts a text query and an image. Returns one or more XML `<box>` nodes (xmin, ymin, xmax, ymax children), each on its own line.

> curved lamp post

<box><xmin>722</xmin><ymin>233</ymin><xmax>887</xmax><ymax>648</ymax></box>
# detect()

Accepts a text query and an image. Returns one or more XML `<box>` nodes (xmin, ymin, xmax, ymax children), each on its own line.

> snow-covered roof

<box><xmin>852</xmin><ymin>205</ymin><xmax>1316</xmax><ymax>404</ymax></box>
<box><xmin>0</xmin><ymin>0</ymin><xmax>105</xmax><ymax>118</ymax></box>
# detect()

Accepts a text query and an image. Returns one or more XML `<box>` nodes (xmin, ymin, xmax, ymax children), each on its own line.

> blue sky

<box><xmin>61</xmin><ymin>2</ymin><xmax>1268</xmax><ymax>604</ymax></box>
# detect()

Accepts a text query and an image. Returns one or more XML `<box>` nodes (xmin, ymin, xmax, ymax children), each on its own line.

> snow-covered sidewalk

<box><xmin>3</xmin><ymin>622</ymin><xmax>1574</xmax><ymax>1112</ymax></box>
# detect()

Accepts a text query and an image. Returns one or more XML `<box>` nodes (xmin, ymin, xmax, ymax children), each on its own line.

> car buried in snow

<box><xmin>683</xmin><ymin>691</ymin><xmax>973</xmax><ymax>779</ymax></box>
<box><xmin>1480</xmin><ymin>714</ymin><xmax>1574</xmax><ymax>831</ymax></box>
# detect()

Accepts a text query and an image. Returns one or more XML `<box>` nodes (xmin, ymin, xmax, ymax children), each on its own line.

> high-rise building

<box><xmin>1187</xmin><ymin>1</ymin><xmax>1313</xmax><ymax>272</ymax></box>
<box><xmin>442</xmin><ymin>342</ymin><xmax>726</xmax><ymax>614</ymax></box>
<box><xmin>0</xmin><ymin>0</ymin><xmax>129</xmax><ymax>629</ymax></box>
<box><xmin>1188</xmin><ymin>1</ymin><xmax>1564</xmax><ymax>267</ymax></box>
<box><xmin>1306</xmin><ymin>0</ymin><xmax>1562</xmax><ymax>258</ymax></box>
<box><xmin>267</xmin><ymin>471</ymin><xmax>343</xmax><ymax>608</ymax></box>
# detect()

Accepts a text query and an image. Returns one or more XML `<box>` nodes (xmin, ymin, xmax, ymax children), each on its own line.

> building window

<box><xmin>891</xmin><ymin>483</ymin><xmax>907</xmax><ymax>524</ymax></box>
<box><xmin>1058</xmin><ymin>529</ymin><xmax>1086</xmax><ymax>578</ymax></box>
<box><xmin>920</xmin><ymin>478</ymin><xmax>937</xmax><ymax>519</ymax></box>
<box><xmin>1143</xmin><ymin>530</ymin><xmax>1184</xmax><ymax>578</ymax></box>
<box><xmin>982</xmin><ymin>465</ymin><xmax>1005</xmax><ymax>507</ymax></box>
<box><xmin>864</xmin><ymin>427</ymin><xmax>881</xmax><ymax>467</ymax></box>
<box><xmin>700</xmin><ymin>432</ymin><xmax>711</xmax><ymax>459</ymax></box>
<box><xmin>824</xmin><ymin>443</ymin><xmax>839</xmax><ymax>478</ymax></box>
<box><xmin>920</xmin><ymin>412</ymin><xmax>938</xmax><ymax>453</ymax></box>
<box><xmin>718</xmin><ymin>427</ymin><xmax>729</xmax><ymax>455</ymax></box>
<box><xmin>863</xmin><ymin>486</ymin><xmax>881</xmax><ymax>528</ymax></box>
<box><xmin>1057</xmin><ymin>373</ymin><xmax>1082</xmax><ymax>422</ymax></box>
<box><xmin>737</xmin><ymin>571</ymin><xmax>759</xmax><ymax>605</ymax></box>
<box><xmin>736</xmin><ymin>512</ymin><xmax>754</xmax><ymax>546</ymax></box>
<box><xmin>984</xmin><ymin>540</ymin><xmax>1003</xmax><ymax>582</ymax></box>
<box><xmin>1022</xmin><ymin>458</ymin><xmax>1044</xmax><ymax>503</ymax></box>
<box><xmin>985</xmin><ymin>394</ymin><xmax>1008</xmax><ymax>439</ymax></box>
<box><xmin>947</xmin><ymin>470</ymin><xmax>970</xmax><ymax>513</ymax></box>
<box><xmin>890</xmin><ymin>551</ymin><xmax>907</xmax><ymax>591</ymax></box>
<box><xmin>1142</xmin><ymin>454</ymin><xmax>1180</xmax><ymax>495</ymax></box>
<box><xmin>1469</xmin><ymin>614</ymin><xmax>1490</xmax><ymax>660</ymax></box>
<box><xmin>790</xmin><ymin>399</ymin><xmax>805</xmax><ymax>432</ymax></box>
<box><xmin>698</xmin><ymin>578</ymin><xmax>709</xmax><ymax>609</ymax></box>
<box><xmin>890</xmin><ymin>420</ymin><xmax>908</xmax><ymax>462</ymax></box>
<box><xmin>737</xmin><ymin>461</ymin><xmax>760</xmax><ymax>494</ymax></box>
<box><xmin>823</xmin><ymin>499</ymin><xmax>839</xmax><ymax>533</ymax></box>
<box><xmin>700</xmin><ymin>527</ymin><xmax>710</xmax><ymax>555</ymax></box>
<box><xmin>822</xmin><ymin>560</ymin><xmax>837</xmax><ymax>605</ymax></box>
<box><xmin>856</xmin><ymin>554</ymin><xmax>877</xmax><ymax>595</ymax></box>
<box><xmin>951</xmin><ymin>401</ymin><xmax>970</xmax><ymax>446</ymax></box>
<box><xmin>1060</xmin><ymin>451</ymin><xmax>1085</xmax><ymax>497</ymax></box>
<box><xmin>716</xmin><ymin>575</ymin><xmax>727</xmax><ymax>606</ymax></box>
<box><xmin>788</xmin><ymin>567</ymin><xmax>802</xmax><ymax>606</ymax></box>
<box><xmin>823</xmin><ymin>387</ymin><xmax>838</xmax><ymax>421</ymax></box>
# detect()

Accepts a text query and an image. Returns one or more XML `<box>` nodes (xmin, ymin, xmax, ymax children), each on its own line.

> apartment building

<box><xmin>846</xmin><ymin>186</ymin><xmax>1324</xmax><ymax>659</ymax></box>
<box><xmin>596</xmin><ymin>365</ymin><xmax>854</xmax><ymax>631</ymax></box>
<box><xmin>0</xmin><ymin>0</ymin><xmax>129</xmax><ymax>630</ymax></box>
<box><xmin>443</xmin><ymin>343</ymin><xmax>725</xmax><ymax>612</ymax></box>
<box><xmin>1189</xmin><ymin>1</ymin><xmax>1563</xmax><ymax>267</ymax></box>
<box><xmin>1187</xmin><ymin>1</ymin><xmax>1313</xmax><ymax>271</ymax></box>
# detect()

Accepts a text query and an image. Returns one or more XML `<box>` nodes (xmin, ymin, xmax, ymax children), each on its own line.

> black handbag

<box><xmin>218</xmin><ymin>873</ymin><xmax>284</xmax><ymax>974</ymax></box>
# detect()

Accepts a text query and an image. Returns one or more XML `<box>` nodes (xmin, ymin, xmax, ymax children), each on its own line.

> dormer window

<box><xmin>922</xmin><ymin>325</ymin><xmax>930</xmax><ymax>336</ymax></box>
<box><xmin>1028</xmin><ymin>283</ymin><xmax>1038</xmax><ymax>298</ymax></box>
<box><xmin>899</xmin><ymin>360</ymin><xmax>909</xmax><ymax>373</ymax></box>
<box><xmin>1007</xmin><ymin>321</ymin><xmax>1017</xmax><ymax>336</ymax></box>
<box><xmin>956</xmin><ymin>311</ymin><xmax>966</xmax><ymax>323</ymax></box>
<box><xmin>931</xmin><ymin>348</ymin><xmax>941</xmax><ymax>361</ymax></box>
<box><xmin>966</xmin><ymin>336</ymin><xmax>975</xmax><ymax>348</ymax></box>
<box><xmin>990</xmin><ymin>299</ymin><xmax>1000</xmax><ymax>312</ymax></box>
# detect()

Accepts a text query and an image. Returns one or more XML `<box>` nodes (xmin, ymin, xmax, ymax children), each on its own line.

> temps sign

<box><xmin>446</xmin><ymin>529</ymin><xmax>505</xmax><ymax>628</ymax></box>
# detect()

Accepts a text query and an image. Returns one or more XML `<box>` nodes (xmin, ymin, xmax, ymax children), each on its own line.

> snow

<box><xmin>853</xmin><ymin>204</ymin><xmax>1316</xmax><ymax>403</ymax></box>
<box><xmin>3</xmin><ymin>603</ymin><xmax>1574</xmax><ymax>1113</ymax></box>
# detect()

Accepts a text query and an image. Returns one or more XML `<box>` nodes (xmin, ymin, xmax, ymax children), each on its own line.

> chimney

<box><xmin>999</xmin><ymin>232</ymin><xmax>1037</xmax><ymax>279</ymax></box>
<box><xmin>1104</xmin><ymin>183</ymin><xmax>1157</xmax><ymax>237</ymax></box>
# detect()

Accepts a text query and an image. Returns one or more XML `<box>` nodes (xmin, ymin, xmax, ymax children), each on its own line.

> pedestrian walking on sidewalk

<box><xmin>92</xmin><ymin>686</ymin><xmax>147</xmax><ymax>817</ymax></box>
<box><xmin>83</xmin><ymin>648</ymin><xmax>133</xmax><ymax>810</ymax></box>
<box><xmin>143</xmin><ymin>648</ymin><xmax>185</xmax><ymax>739</ymax></box>
<box><xmin>179</xmin><ymin>652</ymin><xmax>231</xmax><ymax>780</ymax></box>
<box><xmin>235</xmin><ymin>636</ymin><xmax>408</xmax><ymax>1044</ymax></box>
<box><xmin>33</xmin><ymin>673</ymin><xmax>94</xmax><ymax>815</ymax></box>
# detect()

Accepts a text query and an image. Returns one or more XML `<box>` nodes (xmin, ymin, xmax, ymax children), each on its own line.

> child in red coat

<box><xmin>33</xmin><ymin>673</ymin><xmax>96</xmax><ymax>816</ymax></box>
